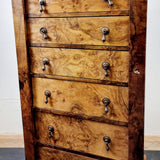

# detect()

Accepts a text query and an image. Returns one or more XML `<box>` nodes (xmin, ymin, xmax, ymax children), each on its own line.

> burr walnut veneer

<box><xmin>12</xmin><ymin>0</ymin><xmax>147</xmax><ymax>159</ymax></box>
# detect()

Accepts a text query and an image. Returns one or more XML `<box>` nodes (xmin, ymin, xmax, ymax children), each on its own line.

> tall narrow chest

<box><xmin>12</xmin><ymin>0</ymin><xmax>147</xmax><ymax>159</ymax></box>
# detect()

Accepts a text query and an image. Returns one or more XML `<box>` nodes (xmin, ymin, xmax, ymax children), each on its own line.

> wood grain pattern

<box><xmin>34</xmin><ymin>107</ymin><xmax>128</xmax><ymax>127</ymax></box>
<box><xmin>27</xmin><ymin>11</ymin><xmax>129</xmax><ymax>18</ymax></box>
<box><xmin>12</xmin><ymin>0</ymin><xmax>35</xmax><ymax>160</ymax></box>
<box><xmin>26</xmin><ymin>0</ymin><xmax>129</xmax><ymax>17</ymax></box>
<box><xmin>32</xmin><ymin>78</ymin><xmax>128</xmax><ymax>122</ymax></box>
<box><xmin>27</xmin><ymin>17</ymin><xmax>129</xmax><ymax>47</ymax></box>
<box><xmin>0</xmin><ymin>134</ymin><xmax>24</xmax><ymax>148</ymax></box>
<box><xmin>128</xmin><ymin>0</ymin><xmax>147</xmax><ymax>159</ymax></box>
<box><xmin>2</xmin><ymin>134</ymin><xmax>159</xmax><ymax>151</ymax></box>
<box><xmin>144</xmin><ymin>136</ymin><xmax>160</xmax><ymax>151</ymax></box>
<box><xmin>30</xmin><ymin>47</ymin><xmax>129</xmax><ymax>83</ymax></box>
<box><xmin>30</xmin><ymin>43</ymin><xmax>129</xmax><ymax>51</ymax></box>
<box><xmin>32</xmin><ymin>73</ymin><xmax>128</xmax><ymax>87</ymax></box>
<box><xmin>37</xmin><ymin>142</ymin><xmax>115</xmax><ymax>160</ymax></box>
<box><xmin>12</xmin><ymin>0</ymin><xmax>147</xmax><ymax>159</ymax></box>
<box><xmin>35</xmin><ymin>112</ymin><xmax>128</xmax><ymax>160</ymax></box>
<box><xmin>36</xmin><ymin>146</ymin><xmax>97</xmax><ymax>160</ymax></box>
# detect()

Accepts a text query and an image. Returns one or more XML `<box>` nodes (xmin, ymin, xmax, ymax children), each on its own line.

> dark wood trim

<box><xmin>29</xmin><ymin>43</ymin><xmax>129</xmax><ymax>51</ymax></box>
<box><xmin>31</xmin><ymin>73</ymin><xmax>128</xmax><ymax>87</ymax></box>
<box><xmin>36</xmin><ymin>142</ymin><xmax>115</xmax><ymax>160</ymax></box>
<box><xmin>128</xmin><ymin>0</ymin><xmax>147</xmax><ymax>159</ymax></box>
<box><xmin>12</xmin><ymin>0</ymin><xmax>35</xmax><ymax>160</ymax></box>
<box><xmin>33</xmin><ymin>107</ymin><xmax>128</xmax><ymax>127</ymax></box>
<box><xmin>27</xmin><ymin>10</ymin><xmax>129</xmax><ymax>18</ymax></box>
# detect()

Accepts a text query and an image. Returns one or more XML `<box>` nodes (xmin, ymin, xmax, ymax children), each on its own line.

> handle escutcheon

<box><xmin>40</xmin><ymin>27</ymin><xmax>48</xmax><ymax>40</ymax></box>
<box><xmin>103</xmin><ymin>0</ymin><xmax>114</xmax><ymax>6</ymax></box>
<box><xmin>102</xmin><ymin>98</ymin><xmax>110</xmax><ymax>113</ymax></box>
<box><xmin>42</xmin><ymin>58</ymin><xmax>50</xmax><ymax>71</ymax></box>
<box><xmin>102</xmin><ymin>62</ymin><xmax>110</xmax><ymax>77</ymax></box>
<box><xmin>44</xmin><ymin>90</ymin><xmax>51</xmax><ymax>104</ymax></box>
<box><xmin>101</xmin><ymin>27</ymin><xmax>110</xmax><ymax>43</ymax></box>
<box><xmin>48</xmin><ymin>125</ymin><xmax>54</xmax><ymax>138</ymax></box>
<box><xmin>39</xmin><ymin>0</ymin><xmax>46</xmax><ymax>12</ymax></box>
<box><xmin>103</xmin><ymin>136</ymin><xmax>111</xmax><ymax>151</ymax></box>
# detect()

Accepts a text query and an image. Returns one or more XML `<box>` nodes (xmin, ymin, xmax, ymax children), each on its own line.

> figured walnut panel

<box><xmin>28</xmin><ymin>17</ymin><xmax>129</xmax><ymax>47</ymax></box>
<box><xmin>32</xmin><ymin>78</ymin><xmax>128</xmax><ymax>122</ymax></box>
<box><xmin>30</xmin><ymin>47</ymin><xmax>129</xmax><ymax>83</ymax></box>
<box><xmin>26</xmin><ymin>0</ymin><xmax>129</xmax><ymax>16</ymax></box>
<box><xmin>36</xmin><ymin>146</ymin><xmax>97</xmax><ymax>160</ymax></box>
<box><xmin>35</xmin><ymin>112</ymin><xmax>128</xmax><ymax>160</ymax></box>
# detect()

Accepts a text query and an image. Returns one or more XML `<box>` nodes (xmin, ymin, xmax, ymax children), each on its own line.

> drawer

<box><xmin>30</xmin><ymin>48</ymin><xmax>129</xmax><ymax>83</ymax></box>
<box><xmin>28</xmin><ymin>17</ymin><xmax>129</xmax><ymax>46</ymax></box>
<box><xmin>36</xmin><ymin>146</ymin><xmax>96</xmax><ymax>160</ymax></box>
<box><xmin>35</xmin><ymin>112</ymin><xmax>128</xmax><ymax>160</ymax></box>
<box><xmin>32</xmin><ymin>78</ymin><xmax>128</xmax><ymax>122</ymax></box>
<box><xmin>26</xmin><ymin>0</ymin><xmax>129</xmax><ymax>16</ymax></box>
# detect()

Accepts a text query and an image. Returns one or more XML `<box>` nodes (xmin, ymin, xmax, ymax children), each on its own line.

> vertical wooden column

<box><xmin>129</xmin><ymin>0</ymin><xmax>147</xmax><ymax>160</ymax></box>
<box><xmin>12</xmin><ymin>0</ymin><xmax>35</xmax><ymax>160</ymax></box>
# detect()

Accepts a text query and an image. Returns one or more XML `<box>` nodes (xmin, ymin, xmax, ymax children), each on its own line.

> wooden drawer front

<box><xmin>26</xmin><ymin>0</ymin><xmax>129</xmax><ymax>16</ymax></box>
<box><xmin>35</xmin><ymin>112</ymin><xmax>128</xmax><ymax>160</ymax></box>
<box><xmin>30</xmin><ymin>48</ymin><xmax>129</xmax><ymax>83</ymax></box>
<box><xmin>28</xmin><ymin>17</ymin><xmax>129</xmax><ymax>46</ymax></box>
<box><xmin>32</xmin><ymin>78</ymin><xmax>128</xmax><ymax>122</ymax></box>
<box><xmin>36</xmin><ymin>146</ymin><xmax>96</xmax><ymax>160</ymax></box>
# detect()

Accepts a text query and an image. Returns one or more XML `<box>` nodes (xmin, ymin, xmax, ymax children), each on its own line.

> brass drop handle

<box><xmin>48</xmin><ymin>125</ymin><xmax>54</xmax><ymax>138</ymax></box>
<box><xmin>103</xmin><ymin>136</ymin><xmax>111</xmax><ymax>151</ymax></box>
<box><xmin>102</xmin><ymin>62</ymin><xmax>110</xmax><ymax>76</ymax></box>
<box><xmin>39</xmin><ymin>0</ymin><xmax>45</xmax><ymax>12</ymax></box>
<box><xmin>44</xmin><ymin>90</ymin><xmax>51</xmax><ymax>104</ymax></box>
<box><xmin>40</xmin><ymin>27</ymin><xmax>48</xmax><ymax>39</ymax></box>
<box><xmin>102</xmin><ymin>98</ymin><xmax>110</xmax><ymax>113</ymax></box>
<box><xmin>103</xmin><ymin>0</ymin><xmax>114</xmax><ymax>6</ymax></box>
<box><xmin>101</xmin><ymin>27</ymin><xmax>110</xmax><ymax>43</ymax></box>
<box><xmin>42</xmin><ymin>58</ymin><xmax>49</xmax><ymax>71</ymax></box>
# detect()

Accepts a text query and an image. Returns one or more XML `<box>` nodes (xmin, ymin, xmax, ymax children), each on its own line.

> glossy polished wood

<box><xmin>27</xmin><ymin>17</ymin><xmax>129</xmax><ymax>47</ymax></box>
<box><xmin>35</xmin><ymin>112</ymin><xmax>128</xmax><ymax>160</ymax></box>
<box><xmin>32</xmin><ymin>78</ymin><xmax>128</xmax><ymax>122</ymax></box>
<box><xmin>12</xmin><ymin>0</ymin><xmax>147</xmax><ymax>158</ymax></box>
<box><xmin>26</xmin><ymin>0</ymin><xmax>129</xmax><ymax>17</ymax></box>
<box><xmin>30</xmin><ymin>47</ymin><xmax>129</xmax><ymax>83</ymax></box>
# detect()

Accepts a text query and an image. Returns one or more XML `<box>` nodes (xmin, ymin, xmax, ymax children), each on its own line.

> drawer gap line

<box><xmin>29</xmin><ymin>43</ymin><xmax>130</xmax><ymax>51</ymax></box>
<box><xmin>31</xmin><ymin>73</ymin><xmax>129</xmax><ymax>87</ymax></box>
<box><xmin>33</xmin><ymin>107</ymin><xmax>128</xmax><ymax>127</ymax></box>
<box><xmin>26</xmin><ymin>10</ymin><xmax>129</xmax><ymax>18</ymax></box>
<box><xmin>36</xmin><ymin>141</ymin><xmax>115</xmax><ymax>160</ymax></box>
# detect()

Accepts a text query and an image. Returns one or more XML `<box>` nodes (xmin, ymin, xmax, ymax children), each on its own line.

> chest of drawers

<box><xmin>12</xmin><ymin>0</ymin><xmax>147</xmax><ymax>159</ymax></box>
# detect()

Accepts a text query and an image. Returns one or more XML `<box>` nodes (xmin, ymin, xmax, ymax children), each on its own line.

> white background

<box><xmin>0</xmin><ymin>0</ymin><xmax>159</xmax><ymax>135</ymax></box>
